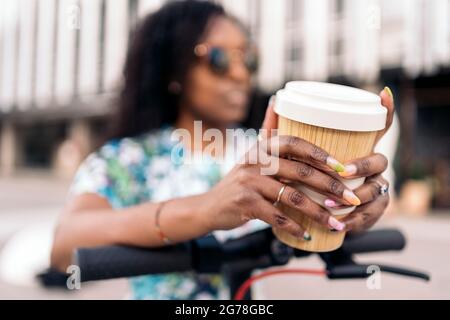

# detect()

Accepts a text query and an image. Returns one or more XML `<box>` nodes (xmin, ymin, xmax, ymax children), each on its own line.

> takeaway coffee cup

<box><xmin>272</xmin><ymin>81</ymin><xmax>387</xmax><ymax>252</ymax></box>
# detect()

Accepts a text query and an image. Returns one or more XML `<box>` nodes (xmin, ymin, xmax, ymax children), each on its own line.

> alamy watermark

<box><xmin>366</xmin><ymin>3</ymin><xmax>381</xmax><ymax>31</ymax></box>
<box><xmin>66</xmin><ymin>1</ymin><xmax>81</xmax><ymax>30</ymax></box>
<box><xmin>66</xmin><ymin>265</ymin><xmax>81</xmax><ymax>290</ymax></box>
<box><xmin>366</xmin><ymin>265</ymin><xmax>382</xmax><ymax>290</ymax></box>
<box><xmin>170</xmin><ymin>121</ymin><xmax>280</xmax><ymax>175</ymax></box>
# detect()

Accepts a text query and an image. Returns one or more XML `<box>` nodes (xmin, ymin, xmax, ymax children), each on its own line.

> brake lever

<box><xmin>327</xmin><ymin>263</ymin><xmax>430</xmax><ymax>281</ymax></box>
<box><xmin>369</xmin><ymin>264</ymin><xmax>430</xmax><ymax>281</ymax></box>
<box><xmin>318</xmin><ymin>247</ymin><xmax>430</xmax><ymax>281</ymax></box>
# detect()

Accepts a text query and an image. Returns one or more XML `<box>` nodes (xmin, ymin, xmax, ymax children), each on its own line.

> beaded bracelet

<box><xmin>155</xmin><ymin>201</ymin><xmax>172</xmax><ymax>245</ymax></box>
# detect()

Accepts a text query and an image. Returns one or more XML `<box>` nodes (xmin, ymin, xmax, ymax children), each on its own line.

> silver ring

<box><xmin>274</xmin><ymin>184</ymin><xmax>287</xmax><ymax>206</ymax></box>
<box><xmin>374</xmin><ymin>180</ymin><xmax>389</xmax><ymax>196</ymax></box>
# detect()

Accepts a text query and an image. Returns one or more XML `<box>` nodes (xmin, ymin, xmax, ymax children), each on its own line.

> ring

<box><xmin>374</xmin><ymin>180</ymin><xmax>389</xmax><ymax>196</ymax></box>
<box><xmin>274</xmin><ymin>184</ymin><xmax>287</xmax><ymax>206</ymax></box>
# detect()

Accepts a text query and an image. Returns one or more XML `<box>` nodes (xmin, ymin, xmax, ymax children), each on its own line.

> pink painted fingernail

<box><xmin>328</xmin><ymin>216</ymin><xmax>345</xmax><ymax>231</ymax></box>
<box><xmin>324</xmin><ymin>199</ymin><xmax>338</xmax><ymax>208</ymax></box>
<box><xmin>338</xmin><ymin>164</ymin><xmax>357</xmax><ymax>177</ymax></box>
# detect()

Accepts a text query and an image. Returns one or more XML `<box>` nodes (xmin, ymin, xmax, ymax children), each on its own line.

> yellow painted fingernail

<box><xmin>326</xmin><ymin>156</ymin><xmax>345</xmax><ymax>173</ymax></box>
<box><xmin>384</xmin><ymin>86</ymin><xmax>393</xmax><ymax>99</ymax></box>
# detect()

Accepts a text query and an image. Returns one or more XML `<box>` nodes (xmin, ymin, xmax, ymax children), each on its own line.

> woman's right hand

<box><xmin>200</xmin><ymin>135</ymin><xmax>363</xmax><ymax>240</ymax></box>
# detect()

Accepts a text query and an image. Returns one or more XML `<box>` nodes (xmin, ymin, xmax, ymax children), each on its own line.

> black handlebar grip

<box><xmin>341</xmin><ymin>229</ymin><xmax>406</xmax><ymax>254</ymax></box>
<box><xmin>74</xmin><ymin>244</ymin><xmax>192</xmax><ymax>282</ymax></box>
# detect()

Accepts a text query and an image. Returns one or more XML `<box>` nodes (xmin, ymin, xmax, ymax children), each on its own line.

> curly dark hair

<box><xmin>110</xmin><ymin>0</ymin><xmax>223</xmax><ymax>139</ymax></box>
<box><xmin>108</xmin><ymin>0</ymin><xmax>269</xmax><ymax>140</ymax></box>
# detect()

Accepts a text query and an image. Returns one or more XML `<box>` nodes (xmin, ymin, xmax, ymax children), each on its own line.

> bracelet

<box><xmin>155</xmin><ymin>201</ymin><xmax>172</xmax><ymax>245</ymax></box>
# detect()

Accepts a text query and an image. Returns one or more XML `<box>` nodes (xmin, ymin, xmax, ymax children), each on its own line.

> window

<box><xmin>328</xmin><ymin>0</ymin><xmax>345</xmax><ymax>75</ymax></box>
<box><xmin>284</xmin><ymin>0</ymin><xmax>304</xmax><ymax>80</ymax></box>
<box><xmin>287</xmin><ymin>0</ymin><xmax>300</xmax><ymax>25</ymax></box>
<box><xmin>247</xmin><ymin>0</ymin><xmax>261</xmax><ymax>42</ymax></box>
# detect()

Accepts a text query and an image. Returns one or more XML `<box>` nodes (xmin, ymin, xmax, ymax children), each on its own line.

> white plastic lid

<box><xmin>274</xmin><ymin>81</ymin><xmax>387</xmax><ymax>132</ymax></box>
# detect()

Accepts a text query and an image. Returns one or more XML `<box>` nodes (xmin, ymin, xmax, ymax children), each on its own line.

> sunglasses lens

<box><xmin>209</xmin><ymin>48</ymin><xmax>229</xmax><ymax>74</ymax></box>
<box><xmin>205</xmin><ymin>47</ymin><xmax>258</xmax><ymax>75</ymax></box>
<box><xmin>245</xmin><ymin>53</ymin><xmax>258</xmax><ymax>73</ymax></box>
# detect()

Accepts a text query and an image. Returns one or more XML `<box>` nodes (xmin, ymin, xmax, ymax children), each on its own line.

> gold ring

<box><xmin>274</xmin><ymin>184</ymin><xmax>287</xmax><ymax>206</ymax></box>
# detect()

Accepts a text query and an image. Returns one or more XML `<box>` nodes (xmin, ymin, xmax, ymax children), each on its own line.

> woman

<box><xmin>51</xmin><ymin>0</ymin><xmax>394</xmax><ymax>299</ymax></box>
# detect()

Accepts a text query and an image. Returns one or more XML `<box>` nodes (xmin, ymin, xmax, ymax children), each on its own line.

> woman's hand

<box><xmin>253</xmin><ymin>87</ymin><xmax>395</xmax><ymax>234</ymax></box>
<box><xmin>375</xmin><ymin>87</ymin><xmax>395</xmax><ymax>144</ymax></box>
<box><xmin>340</xmin><ymin>174</ymin><xmax>390</xmax><ymax>232</ymax></box>
<box><xmin>200</xmin><ymin>132</ymin><xmax>390</xmax><ymax>239</ymax></box>
<box><xmin>200</xmin><ymin>139</ymin><xmax>338</xmax><ymax>240</ymax></box>
<box><xmin>321</xmin><ymin>153</ymin><xmax>390</xmax><ymax>233</ymax></box>
<box><xmin>336</xmin><ymin>87</ymin><xmax>395</xmax><ymax>232</ymax></box>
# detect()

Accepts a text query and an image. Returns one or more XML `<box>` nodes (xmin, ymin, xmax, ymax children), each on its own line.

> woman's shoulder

<box><xmin>70</xmin><ymin>127</ymin><xmax>175</xmax><ymax>207</ymax></box>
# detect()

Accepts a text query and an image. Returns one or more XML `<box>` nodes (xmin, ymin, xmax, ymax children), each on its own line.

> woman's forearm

<box><xmin>51</xmin><ymin>193</ymin><xmax>211</xmax><ymax>271</ymax></box>
<box><xmin>114</xmin><ymin>194</ymin><xmax>212</xmax><ymax>246</ymax></box>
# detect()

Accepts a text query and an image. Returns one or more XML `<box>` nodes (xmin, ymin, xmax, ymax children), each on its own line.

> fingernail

<box><xmin>338</xmin><ymin>164</ymin><xmax>357</xmax><ymax>177</ymax></box>
<box><xmin>268</xmin><ymin>95</ymin><xmax>276</xmax><ymax>106</ymax></box>
<box><xmin>384</xmin><ymin>86</ymin><xmax>393</xmax><ymax>99</ymax></box>
<box><xmin>343</xmin><ymin>189</ymin><xmax>361</xmax><ymax>206</ymax></box>
<box><xmin>326</xmin><ymin>156</ymin><xmax>345</xmax><ymax>173</ymax></box>
<box><xmin>328</xmin><ymin>216</ymin><xmax>345</xmax><ymax>231</ymax></box>
<box><xmin>324</xmin><ymin>199</ymin><xmax>338</xmax><ymax>208</ymax></box>
<box><xmin>257</xmin><ymin>133</ymin><xmax>263</xmax><ymax>142</ymax></box>
<box><xmin>303</xmin><ymin>231</ymin><xmax>312</xmax><ymax>241</ymax></box>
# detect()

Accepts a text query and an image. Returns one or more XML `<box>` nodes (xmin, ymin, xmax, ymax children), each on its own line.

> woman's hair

<box><xmin>108</xmin><ymin>0</ymin><xmax>226</xmax><ymax>139</ymax></box>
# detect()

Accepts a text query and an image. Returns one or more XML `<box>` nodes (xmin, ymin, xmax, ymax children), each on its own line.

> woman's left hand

<box><xmin>335</xmin><ymin>87</ymin><xmax>395</xmax><ymax>232</ymax></box>
<box><xmin>337</xmin><ymin>166</ymin><xmax>390</xmax><ymax>233</ymax></box>
<box><xmin>341</xmin><ymin>175</ymin><xmax>390</xmax><ymax>232</ymax></box>
<box><xmin>263</xmin><ymin>86</ymin><xmax>395</xmax><ymax>233</ymax></box>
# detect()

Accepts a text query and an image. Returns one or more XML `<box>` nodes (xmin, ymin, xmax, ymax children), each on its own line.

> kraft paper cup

<box><xmin>272</xmin><ymin>81</ymin><xmax>387</xmax><ymax>252</ymax></box>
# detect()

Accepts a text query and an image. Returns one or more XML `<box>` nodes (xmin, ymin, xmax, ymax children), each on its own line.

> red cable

<box><xmin>233</xmin><ymin>268</ymin><xmax>327</xmax><ymax>300</ymax></box>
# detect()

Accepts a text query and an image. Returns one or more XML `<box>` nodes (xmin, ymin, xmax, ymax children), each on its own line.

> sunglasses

<box><xmin>194</xmin><ymin>43</ymin><xmax>258</xmax><ymax>75</ymax></box>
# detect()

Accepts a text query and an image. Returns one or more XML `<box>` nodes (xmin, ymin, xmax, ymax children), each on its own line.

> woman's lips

<box><xmin>225</xmin><ymin>89</ymin><xmax>248</xmax><ymax>107</ymax></box>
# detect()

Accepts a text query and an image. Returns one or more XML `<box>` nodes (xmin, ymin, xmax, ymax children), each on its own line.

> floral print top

<box><xmin>69</xmin><ymin>126</ymin><xmax>268</xmax><ymax>299</ymax></box>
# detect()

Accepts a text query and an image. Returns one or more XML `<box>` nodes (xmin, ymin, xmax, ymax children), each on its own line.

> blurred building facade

<box><xmin>0</xmin><ymin>0</ymin><xmax>449</xmax><ymax>205</ymax></box>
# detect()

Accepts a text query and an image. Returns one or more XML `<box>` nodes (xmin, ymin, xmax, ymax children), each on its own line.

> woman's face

<box><xmin>182</xmin><ymin>17</ymin><xmax>253</xmax><ymax>127</ymax></box>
